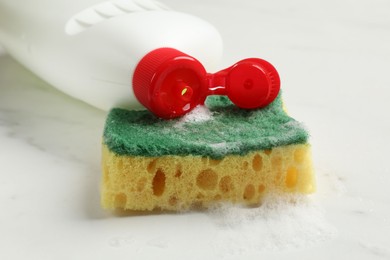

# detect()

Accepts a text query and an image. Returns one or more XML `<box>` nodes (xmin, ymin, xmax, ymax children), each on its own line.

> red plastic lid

<box><xmin>220</xmin><ymin>58</ymin><xmax>280</xmax><ymax>109</ymax></box>
<box><xmin>133</xmin><ymin>48</ymin><xmax>207</xmax><ymax>119</ymax></box>
<box><xmin>133</xmin><ymin>48</ymin><xmax>281</xmax><ymax>119</ymax></box>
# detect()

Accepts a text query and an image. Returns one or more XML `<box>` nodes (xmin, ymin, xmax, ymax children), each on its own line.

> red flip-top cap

<box><xmin>211</xmin><ymin>58</ymin><xmax>281</xmax><ymax>109</ymax></box>
<box><xmin>133</xmin><ymin>48</ymin><xmax>208</xmax><ymax>119</ymax></box>
<box><xmin>133</xmin><ymin>48</ymin><xmax>281</xmax><ymax>119</ymax></box>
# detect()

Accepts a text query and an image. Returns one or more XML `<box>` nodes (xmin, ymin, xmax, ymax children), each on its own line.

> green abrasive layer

<box><xmin>103</xmin><ymin>95</ymin><xmax>309</xmax><ymax>159</ymax></box>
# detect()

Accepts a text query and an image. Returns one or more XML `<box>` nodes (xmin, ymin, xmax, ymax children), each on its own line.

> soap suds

<box><xmin>209</xmin><ymin>142</ymin><xmax>227</xmax><ymax>153</ymax></box>
<box><xmin>208</xmin><ymin>141</ymin><xmax>242</xmax><ymax>155</ymax></box>
<box><xmin>207</xmin><ymin>194</ymin><xmax>337</xmax><ymax>256</ymax></box>
<box><xmin>174</xmin><ymin>105</ymin><xmax>213</xmax><ymax>128</ymax></box>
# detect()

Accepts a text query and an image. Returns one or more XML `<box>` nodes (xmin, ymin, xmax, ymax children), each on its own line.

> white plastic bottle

<box><xmin>0</xmin><ymin>0</ymin><xmax>223</xmax><ymax>112</ymax></box>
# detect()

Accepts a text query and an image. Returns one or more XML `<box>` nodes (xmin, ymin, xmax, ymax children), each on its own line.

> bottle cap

<box><xmin>133</xmin><ymin>48</ymin><xmax>280</xmax><ymax>119</ymax></box>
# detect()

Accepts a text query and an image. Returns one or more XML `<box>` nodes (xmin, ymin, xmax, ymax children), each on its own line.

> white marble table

<box><xmin>1</xmin><ymin>0</ymin><xmax>389</xmax><ymax>259</ymax></box>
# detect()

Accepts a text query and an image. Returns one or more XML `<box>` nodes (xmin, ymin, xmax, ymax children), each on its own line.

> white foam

<box><xmin>209</xmin><ymin>142</ymin><xmax>227</xmax><ymax>151</ymax></box>
<box><xmin>174</xmin><ymin>105</ymin><xmax>213</xmax><ymax>128</ymax></box>
<box><xmin>207</xmin><ymin>194</ymin><xmax>337</xmax><ymax>256</ymax></box>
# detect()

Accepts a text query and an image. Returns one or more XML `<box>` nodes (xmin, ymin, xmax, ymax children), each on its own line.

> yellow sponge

<box><xmin>101</xmin><ymin>143</ymin><xmax>314</xmax><ymax>211</ymax></box>
<box><xmin>101</xmin><ymin>95</ymin><xmax>315</xmax><ymax>211</ymax></box>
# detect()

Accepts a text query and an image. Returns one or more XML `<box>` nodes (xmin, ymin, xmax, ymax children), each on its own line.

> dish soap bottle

<box><xmin>0</xmin><ymin>0</ymin><xmax>280</xmax><ymax>119</ymax></box>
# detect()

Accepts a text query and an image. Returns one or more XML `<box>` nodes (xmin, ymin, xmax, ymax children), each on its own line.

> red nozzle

<box><xmin>133</xmin><ymin>48</ymin><xmax>280</xmax><ymax>119</ymax></box>
<box><xmin>132</xmin><ymin>48</ymin><xmax>207</xmax><ymax>119</ymax></box>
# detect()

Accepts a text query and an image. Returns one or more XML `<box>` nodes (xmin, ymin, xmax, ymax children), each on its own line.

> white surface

<box><xmin>0</xmin><ymin>0</ymin><xmax>222</xmax><ymax>111</ymax></box>
<box><xmin>1</xmin><ymin>0</ymin><xmax>390</xmax><ymax>259</ymax></box>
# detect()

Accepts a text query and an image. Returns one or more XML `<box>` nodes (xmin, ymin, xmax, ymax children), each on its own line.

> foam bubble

<box><xmin>207</xmin><ymin>193</ymin><xmax>337</xmax><ymax>256</ymax></box>
<box><xmin>174</xmin><ymin>105</ymin><xmax>212</xmax><ymax>127</ymax></box>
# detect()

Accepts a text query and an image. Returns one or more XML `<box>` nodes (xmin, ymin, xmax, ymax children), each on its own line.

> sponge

<box><xmin>101</xmin><ymin>95</ymin><xmax>315</xmax><ymax>211</ymax></box>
